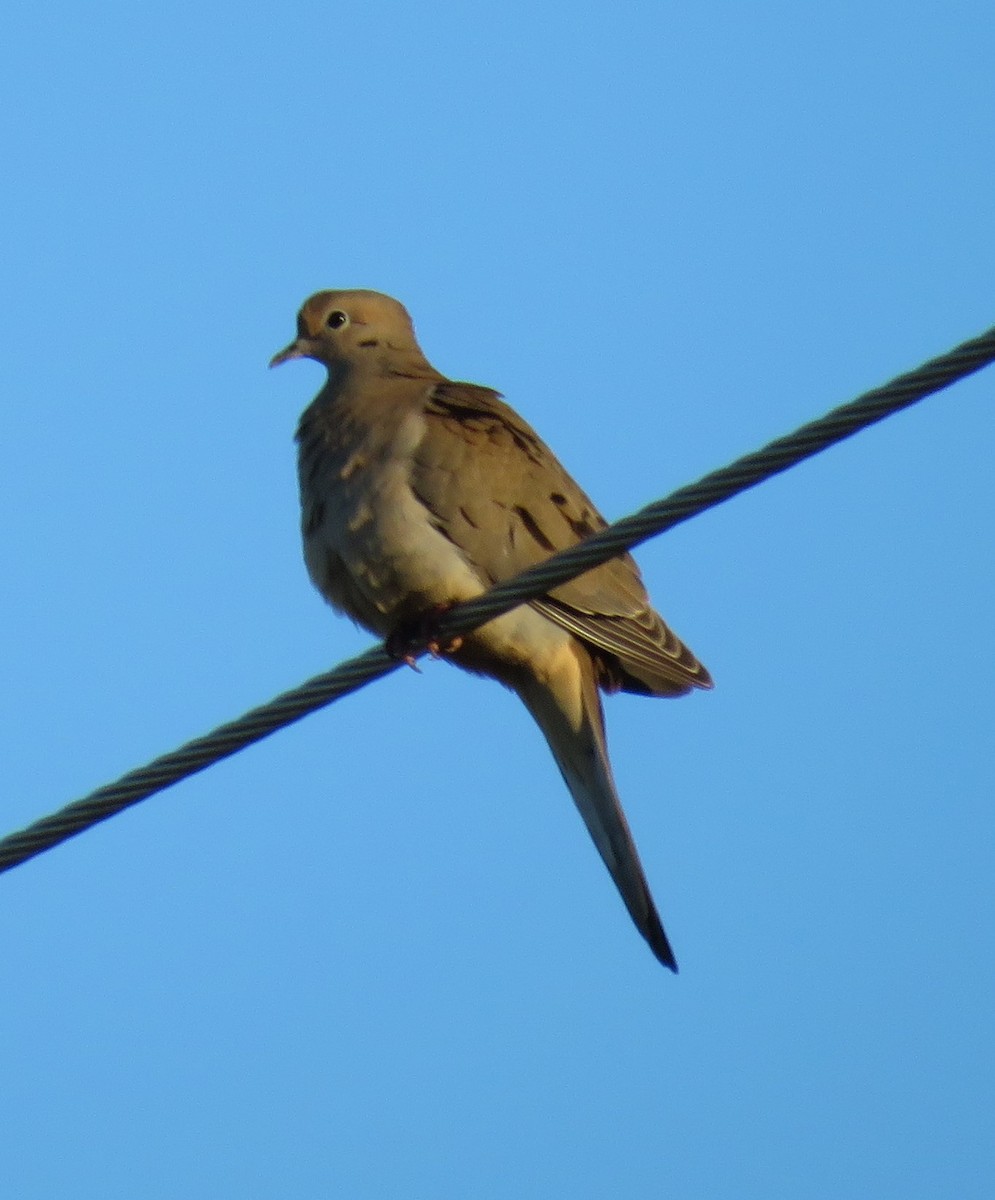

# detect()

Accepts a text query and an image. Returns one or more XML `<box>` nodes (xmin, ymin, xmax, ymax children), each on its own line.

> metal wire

<box><xmin>1</xmin><ymin>323</ymin><xmax>992</xmax><ymax>875</ymax></box>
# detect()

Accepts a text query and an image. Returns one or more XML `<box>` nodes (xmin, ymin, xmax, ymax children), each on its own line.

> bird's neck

<box><xmin>340</xmin><ymin>352</ymin><xmax>441</xmax><ymax>386</ymax></box>
<box><xmin>328</xmin><ymin>347</ymin><xmax>442</xmax><ymax>386</ymax></box>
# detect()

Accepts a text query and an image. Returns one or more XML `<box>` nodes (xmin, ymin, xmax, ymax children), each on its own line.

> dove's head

<box><xmin>270</xmin><ymin>290</ymin><xmax>435</xmax><ymax>377</ymax></box>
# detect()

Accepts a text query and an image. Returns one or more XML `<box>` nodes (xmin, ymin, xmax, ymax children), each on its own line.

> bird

<box><xmin>271</xmin><ymin>289</ymin><xmax>712</xmax><ymax>970</ymax></box>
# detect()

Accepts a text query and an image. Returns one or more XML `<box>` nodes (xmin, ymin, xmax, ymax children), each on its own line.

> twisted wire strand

<box><xmin>1</xmin><ymin>324</ymin><xmax>992</xmax><ymax>875</ymax></box>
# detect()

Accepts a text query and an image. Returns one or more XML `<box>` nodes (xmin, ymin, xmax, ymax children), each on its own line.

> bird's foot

<box><xmin>424</xmin><ymin>603</ymin><xmax>464</xmax><ymax>659</ymax></box>
<box><xmin>385</xmin><ymin>605</ymin><xmax>463</xmax><ymax>669</ymax></box>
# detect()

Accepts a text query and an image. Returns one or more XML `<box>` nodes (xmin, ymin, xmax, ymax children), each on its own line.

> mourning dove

<box><xmin>271</xmin><ymin>290</ymin><xmax>712</xmax><ymax>970</ymax></box>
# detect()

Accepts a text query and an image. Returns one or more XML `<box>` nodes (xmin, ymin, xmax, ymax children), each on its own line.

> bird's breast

<box><xmin>298</xmin><ymin>407</ymin><xmax>487</xmax><ymax>636</ymax></box>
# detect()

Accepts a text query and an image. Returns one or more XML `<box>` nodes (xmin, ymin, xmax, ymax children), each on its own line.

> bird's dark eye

<box><xmin>326</xmin><ymin>310</ymin><xmax>349</xmax><ymax>330</ymax></box>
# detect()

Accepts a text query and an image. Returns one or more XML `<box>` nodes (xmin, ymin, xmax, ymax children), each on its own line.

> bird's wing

<box><xmin>410</xmin><ymin>382</ymin><xmax>711</xmax><ymax>695</ymax></box>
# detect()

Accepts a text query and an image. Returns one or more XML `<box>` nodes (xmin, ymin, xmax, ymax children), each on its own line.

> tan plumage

<box><xmin>272</xmin><ymin>289</ymin><xmax>712</xmax><ymax>970</ymax></box>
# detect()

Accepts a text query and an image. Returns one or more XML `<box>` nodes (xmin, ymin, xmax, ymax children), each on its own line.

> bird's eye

<box><xmin>326</xmin><ymin>310</ymin><xmax>349</xmax><ymax>330</ymax></box>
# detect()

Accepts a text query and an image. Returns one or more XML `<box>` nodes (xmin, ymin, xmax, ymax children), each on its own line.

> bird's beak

<box><xmin>269</xmin><ymin>339</ymin><xmax>307</xmax><ymax>368</ymax></box>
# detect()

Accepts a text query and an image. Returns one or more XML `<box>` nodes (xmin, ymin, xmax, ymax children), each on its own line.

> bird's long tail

<box><xmin>517</xmin><ymin>644</ymin><xmax>678</xmax><ymax>971</ymax></box>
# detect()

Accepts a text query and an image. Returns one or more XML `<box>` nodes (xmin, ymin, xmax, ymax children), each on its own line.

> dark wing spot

<box><xmin>567</xmin><ymin>509</ymin><xmax>600</xmax><ymax>538</ymax></box>
<box><xmin>430</xmin><ymin>518</ymin><xmax>463</xmax><ymax>550</ymax></box>
<box><xmin>549</xmin><ymin>498</ymin><xmax>601</xmax><ymax>540</ymax></box>
<box><xmin>514</xmin><ymin>505</ymin><xmax>555</xmax><ymax>552</ymax></box>
<box><xmin>508</xmin><ymin>428</ymin><xmax>545</xmax><ymax>465</ymax></box>
<box><xmin>459</xmin><ymin>506</ymin><xmax>479</xmax><ymax>529</ymax></box>
<box><xmin>431</xmin><ymin>397</ymin><xmax>501</xmax><ymax>423</ymax></box>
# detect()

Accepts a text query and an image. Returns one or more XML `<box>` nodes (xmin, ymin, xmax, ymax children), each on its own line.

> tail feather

<box><xmin>517</xmin><ymin>644</ymin><xmax>678</xmax><ymax>971</ymax></box>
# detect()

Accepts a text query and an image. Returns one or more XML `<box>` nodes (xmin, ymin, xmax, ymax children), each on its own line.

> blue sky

<box><xmin>1</xmin><ymin>3</ymin><xmax>992</xmax><ymax>1197</ymax></box>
